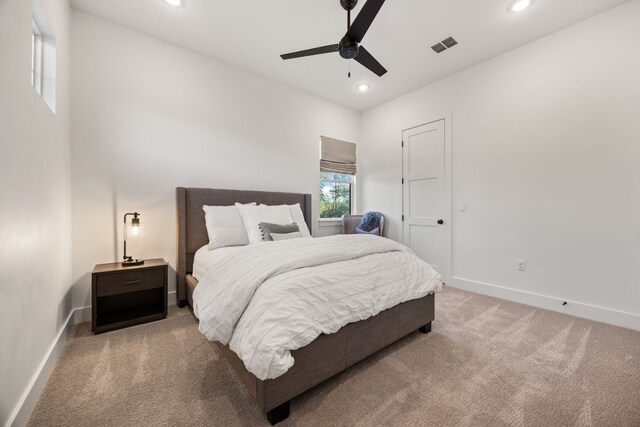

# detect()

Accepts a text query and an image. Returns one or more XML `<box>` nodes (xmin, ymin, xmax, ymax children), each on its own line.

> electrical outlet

<box><xmin>517</xmin><ymin>259</ymin><xmax>527</xmax><ymax>271</ymax></box>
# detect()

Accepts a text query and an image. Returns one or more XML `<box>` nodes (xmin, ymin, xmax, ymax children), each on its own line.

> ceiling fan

<box><xmin>280</xmin><ymin>0</ymin><xmax>387</xmax><ymax>77</ymax></box>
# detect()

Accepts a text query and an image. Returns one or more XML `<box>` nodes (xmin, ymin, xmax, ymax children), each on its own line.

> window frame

<box><xmin>31</xmin><ymin>19</ymin><xmax>43</xmax><ymax>96</ymax></box>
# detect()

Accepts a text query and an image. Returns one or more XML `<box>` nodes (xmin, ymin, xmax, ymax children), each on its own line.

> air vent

<box><xmin>442</xmin><ymin>37</ymin><xmax>458</xmax><ymax>48</ymax></box>
<box><xmin>431</xmin><ymin>36</ymin><xmax>458</xmax><ymax>54</ymax></box>
<box><xmin>431</xmin><ymin>43</ymin><xmax>447</xmax><ymax>54</ymax></box>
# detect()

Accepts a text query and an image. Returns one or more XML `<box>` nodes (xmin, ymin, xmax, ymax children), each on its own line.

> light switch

<box><xmin>459</xmin><ymin>202</ymin><xmax>467</xmax><ymax>212</ymax></box>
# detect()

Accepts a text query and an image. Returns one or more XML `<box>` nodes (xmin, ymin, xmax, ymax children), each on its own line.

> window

<box><xmin>320</xmin><ymin>172</ymin><xmax>353</xmax><ymax>219</ymax></box>
<box><xmin>319</xmin><ymin>136</ymin><xmax>357</xmax><ymax>219</ymax></box>
<box><xmin>31</xmin><ymin>20</ymin><xmax>43</xmax><ymax>95</ymax></box>
<box><xmin>31</xmin><ymin>0</ymin><xmax>56</xmax><ymax>112</ymax></box>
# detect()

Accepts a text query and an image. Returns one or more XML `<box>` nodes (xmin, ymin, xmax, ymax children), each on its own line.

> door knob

<box><xmin>437</xmin><ymin>219</ymin><xmax>444</xmax><ymax>225</ymax></box>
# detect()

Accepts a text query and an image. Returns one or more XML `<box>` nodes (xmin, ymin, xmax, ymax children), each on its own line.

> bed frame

<box><xmin>176</xmin><ymin>187</ymin><xmax>435</xmax><ymax>425</ymax></box>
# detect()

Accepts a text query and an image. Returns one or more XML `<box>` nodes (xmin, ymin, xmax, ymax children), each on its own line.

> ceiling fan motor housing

<box><xmin>339</xmin><ymin>36</ymin><xmax>359</xmax><ymax>59</ymax></box>
<box><xmin>340</xmin><ymin>0</ymin><xmax>358</xmax><ymax>11</ymax></box>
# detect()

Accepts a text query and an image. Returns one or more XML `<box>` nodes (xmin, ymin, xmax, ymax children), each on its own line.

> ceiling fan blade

<box><xmin>281</xmin><ymin>44</ymin><xmax>340</xmax><ymax>60</ymax></box>
<box><xmin>355</xmin><ymin>46</ymin><xmax>387</xmax><ymax>76</ymax></box>
<box><xmin>346</xmin><ymin>0</ymin><xmax>385</xmax><ymax>43</ymax></box>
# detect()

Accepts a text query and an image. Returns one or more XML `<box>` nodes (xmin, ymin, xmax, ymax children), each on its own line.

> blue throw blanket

<box><xmin>356</xmin><ymin>211</ymin><xmax>382</xmax><ymax>233</ymax></box>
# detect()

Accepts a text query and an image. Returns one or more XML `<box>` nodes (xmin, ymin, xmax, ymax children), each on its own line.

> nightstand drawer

<box><xmin>96</xmin><ymin>268</ymin><xmax>164</xmax><ymax>297</ymax></box>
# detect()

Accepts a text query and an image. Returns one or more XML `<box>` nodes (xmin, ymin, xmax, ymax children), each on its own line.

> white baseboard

<box><xmin>6</xmin><ymin>307</ymin><xmax>77</xmax><ymax>427</ymax></box>
<box><xmin>168</xmin><ymin>290</ymin><xmax>177</xmax><ymax>306</ymax></box>
<box><xmin>73</xmin><ymin>305</ymin><xmax>91</xmax><ymax>324</ymax></box>
<box><xmin>450</xmin><ymin>276</ymin><xmax>640</xmax><ymax>331</ymax></box>
<box><xmin>6</xmin><ymin>290</ymin><xmax>179</xmax><ymax>427</ymax></box>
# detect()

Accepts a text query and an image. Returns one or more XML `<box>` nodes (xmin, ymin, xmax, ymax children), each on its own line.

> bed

<box><xmin>176</xmin><ymin>187</ymin><xmax>437</xmax><ymax>424</ymax></box>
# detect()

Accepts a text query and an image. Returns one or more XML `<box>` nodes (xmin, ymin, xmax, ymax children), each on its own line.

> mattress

<box><xmin>192</xmin><ymin>245</ymin><xmax>243</xmax><ymax>282</ymax></box>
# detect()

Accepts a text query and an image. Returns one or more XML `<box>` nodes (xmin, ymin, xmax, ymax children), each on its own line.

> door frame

<box><xmin>401</xmin><ymin>112</ymin><xmax>452</xmax><ymax>283</ymax></box>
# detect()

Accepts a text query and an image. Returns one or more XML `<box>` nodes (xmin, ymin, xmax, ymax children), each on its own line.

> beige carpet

<box><xmin>28</xmin><ymin>286</ymin><xmax>640</xmax><ymax>427</ymax></box>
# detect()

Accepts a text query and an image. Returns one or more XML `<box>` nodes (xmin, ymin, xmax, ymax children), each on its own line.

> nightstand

<box><xmin>92</xmin><ymin>258</ymin><xmax>168</xmax><ymax>334</ymax></box>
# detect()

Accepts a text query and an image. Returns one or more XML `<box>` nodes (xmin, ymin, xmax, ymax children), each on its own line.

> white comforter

<box><xmin>193</xmin><ymin>234</ymin><xmax>442</xmax><ymax>380</ymax></box>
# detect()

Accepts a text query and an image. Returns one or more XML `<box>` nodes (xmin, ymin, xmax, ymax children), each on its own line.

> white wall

<box><xmin>360</xmin><ymin>1</ymin><xmax>640</xmax><ymax>328</ymax></box>
<box><xmin>0</xmin><ymin>0</ymin><xmax>72</xmax><ymax>425</ymax></box>
<box><xmin>70</xmin><ymin>10</ymin><xmax>360</xmax><ymax>308</ymax></box>
<box><xmin>316</xmin><ymin>220</ymin><xmax>344</xmax><ymax>237</ymax></box>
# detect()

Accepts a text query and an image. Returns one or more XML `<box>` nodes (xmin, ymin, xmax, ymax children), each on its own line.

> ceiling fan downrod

<box><xmin>343</xmin><ymin>0</ymin><xmax>356</xmax><ymax>78</ymax></box>
<box><xmin>343</xmin><ymin>0</ymin><xmax>357</xmax><ymax>29</ymax></box>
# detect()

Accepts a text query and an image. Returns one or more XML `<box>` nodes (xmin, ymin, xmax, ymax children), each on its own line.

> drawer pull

<box><xmin>125</xmin><ymin>280</ymin><xmax>141</xmax><ymax>286</ymax></box>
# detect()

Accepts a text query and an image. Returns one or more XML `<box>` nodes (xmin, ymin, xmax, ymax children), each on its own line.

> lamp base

<box><xmin>122</xmin><ymin>259</ymin><xmax>145</xmax><ymax>267</ymax></box>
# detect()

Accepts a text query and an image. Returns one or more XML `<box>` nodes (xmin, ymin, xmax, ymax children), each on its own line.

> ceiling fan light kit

<box><xmin>280</xmin><ymin>0</ymin><xmax>388</xmax><ymax>77</ymax></box>
<box><xmin>339</xmin><ymin>37</ymin><xmax>360</xmax><ymax>60</ymax></box>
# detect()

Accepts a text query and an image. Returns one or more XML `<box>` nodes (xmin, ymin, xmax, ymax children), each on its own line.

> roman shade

<box><xmin>320</xmin><ymin>136</ymin><xmax>356</xmax><ymax>175</ymax></box>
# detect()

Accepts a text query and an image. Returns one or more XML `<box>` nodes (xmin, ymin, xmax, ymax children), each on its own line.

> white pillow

<box><xmin>271</xmin><ymin>231</ymin><xmax>302</xmax><ymax>241</ymax></box>
<box><xmin>287</xmin><ymin>203</ymin><xmax>312</xmax><ymax>238</ymax></box>
<box><xmin>235</xmin><ymin>203</ymin><xmax>293</xmax><ymax>244</ymax></box>
<box><xmin>259</xmin><ymin>203</ymin><xmax>312</xmax><ymax>238</ymax></box>
<box><xmin>203</xmin><ymin>203</ymin><xmax>255</xmax><ymax>250</ymax></box>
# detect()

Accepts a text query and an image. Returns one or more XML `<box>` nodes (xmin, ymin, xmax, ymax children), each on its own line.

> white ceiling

<box><xmin>70</xmin><ymin>0</ymin><xmax>627</xmax><ymax>111</ymax></box>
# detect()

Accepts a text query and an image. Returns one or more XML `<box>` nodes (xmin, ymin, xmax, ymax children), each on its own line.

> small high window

<box><xmin>31</xmin><ymin>0</ymin><xmax>56</xmax><ymax>112</ymax></box>
<box><xmin>31</xmin><ymin>20</ymin><xmax>43</xmax><ymax>94</ymax></box>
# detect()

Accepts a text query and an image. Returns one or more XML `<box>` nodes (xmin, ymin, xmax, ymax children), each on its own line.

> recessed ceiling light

<box><xmin>164</xmin><ymin>0</ymin><xmax>183</xmax><ymax>7</ymax></box>
<box><xmin>357</xmin><ymin>84</ymin><xmax>369</xmax><ymax>92</ymax></box>
<box><xmin>510</xmin><ymin>0</ymin><xmax>532</xmax><ymax>13</ymax></box>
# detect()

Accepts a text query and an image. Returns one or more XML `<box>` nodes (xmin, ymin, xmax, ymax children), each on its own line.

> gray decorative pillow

<box><xmin>259</xmin><ymin>222</ymin><xmax>300</xmax><ymax>241</ymax></box>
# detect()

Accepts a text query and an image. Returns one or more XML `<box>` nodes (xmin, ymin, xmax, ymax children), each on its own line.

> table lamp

<box><xmin>123</xmin><ymin>212</ymin><xmax>144</xmax><ymax>266</ymax></box>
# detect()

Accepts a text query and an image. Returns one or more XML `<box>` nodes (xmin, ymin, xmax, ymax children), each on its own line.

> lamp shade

<box><xmin>131</xmin><ymin>216</ymin><xmax>140</xmax><ymax>235</ymax></box>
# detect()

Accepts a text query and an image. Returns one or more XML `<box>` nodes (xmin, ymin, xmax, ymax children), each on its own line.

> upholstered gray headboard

<box><xmin>176</xmin><ymin>187</ymin><xmax>312</xmax><ymax>306</ymax></box>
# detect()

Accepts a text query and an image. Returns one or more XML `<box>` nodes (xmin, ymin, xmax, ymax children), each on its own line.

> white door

<box><xmin>402</xmin><ymin>119</ymin><xmax>450</xmax><ymax>280</ymax></box>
